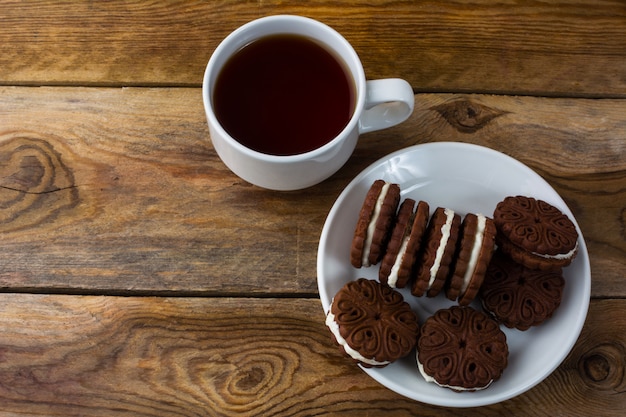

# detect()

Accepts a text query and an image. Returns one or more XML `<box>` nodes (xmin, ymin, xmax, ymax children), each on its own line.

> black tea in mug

<box><xmin>213</xmin><ymin>34</ymin><xmax>356</xmax><ymax>156</ymax></box>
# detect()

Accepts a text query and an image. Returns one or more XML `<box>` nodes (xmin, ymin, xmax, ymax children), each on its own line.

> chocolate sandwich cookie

<box><xmin>379</xmin><ymin>199</ymin><xmax>430</xmax><ymax>288</ymax></box>
<box><xmin>480</xmin><ymin>251</ymin><xmax>565</xmax><ymax>330</ymax></box>
<box><xmin>326</xmin><ymin>278</ymin><xmax>419</xmax><ymax>368</ymax></box>
<box><xmin>411</xmin><ymin>207</ymin><xmax>461</xmax><ymax>298</ymax></box>
<box><xmin>417</xmin><ymin>306</ymin><xmax>508</xmax><ymax>392</ymax></box>
<box><xmin>493</xmin><ymin>196</ymin><xmax>579</xmax><ymax>271</ymax></box>
<box><xmin>350</xmin><ymin>180</ymin><xmax>401</xmax><ymax>268</ymax></box>
<box><xmin>446</xmin><ymin>213</ymin><xmax>497</xmax><ymax>306</ymax></box>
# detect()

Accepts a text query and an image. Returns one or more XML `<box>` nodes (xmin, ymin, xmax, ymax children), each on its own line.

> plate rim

<box><xmin>316</xmin><ymin>141</ymin><xmax>591</xmax><ymax>407</ymax></box>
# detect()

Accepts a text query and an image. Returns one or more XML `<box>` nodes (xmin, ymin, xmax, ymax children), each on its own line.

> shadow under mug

<box><xmin>202</xmin><ymin>15</ymin><xmax>415</xmax><ymax>191</ymax></box>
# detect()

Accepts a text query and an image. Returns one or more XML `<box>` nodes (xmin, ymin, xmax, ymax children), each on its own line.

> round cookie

<box><xmin>411</xmin><ymin>207</ymin><xmax>461</xmax><ymax>297</ymax></box>
<box><xmin>446</xmin><ymin>213</ymin><xmax>497</xmax><ymax>306</ymax></box>
<box><xmin>379</xmin><ymin>199</ymin><xmax>430</xmax><ymax>288</ymax></box>
<box><xmin>326</xmin><ymin>278</ymin><xmax>419</xmax><ymax>368</ymax></box>
<box><xmin>417</xmin><ymin>306</ymin><xmax>508</xmax><ymax>391</ymax></box>
<box><xmin>493</xmin><ymin>196</ymin><xmax>578</xmax><ymax>271</ymax></box>
<box><xmin>480</xmin><ymin>250</ymin><xmax>565</xmax><ymax>330</ymax></box>
<box><xmin>350</xmin><ymin>180</ymin><xmax>401</xmax><ymax>268</ymax></box>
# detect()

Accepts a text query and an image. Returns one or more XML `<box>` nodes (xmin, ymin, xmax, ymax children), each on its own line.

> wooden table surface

<box><xmin>1</xmin><ymin>1</ymin><xmax>624</xmax><ymax>416</ymax></box>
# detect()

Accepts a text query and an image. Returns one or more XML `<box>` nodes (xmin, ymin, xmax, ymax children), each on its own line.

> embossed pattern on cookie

<box><xmin>417</xmin><ymin>306</ymin><xmax>508</xmax><ymax>391</ymax></box>
<box><xmin>326</xmin><ymin>278</ymin><xmax>419</xmax><ymax>368</ymax></box>
<box><xmin>480</xmin><ymin>251</ymin><xmax>565</xmax><ymax>330</ymax></box>
<box><xmin>493</xmin><ymin>196</ymin><xmax>578</xmax><ymax>271</ymax></box>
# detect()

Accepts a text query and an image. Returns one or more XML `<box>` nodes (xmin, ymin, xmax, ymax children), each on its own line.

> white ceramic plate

<box><xmin>317</xmin><ymin>142</ymin><xmax>590</xmax><ymax>407</ymax></box>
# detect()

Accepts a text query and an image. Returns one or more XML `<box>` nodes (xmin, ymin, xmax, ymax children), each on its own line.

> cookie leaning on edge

<box><xmin>493</xmin><ymin>196</ymin><xmax>579</xmax><ymax>271</ymax></box>
<box><xmin>326</xmin><ymin>278</ymin><xmax>420</xmax><ymax>368</ymax></box>
<box><xmin>411</xmin><ymin>207</ymin><xmax>461</xmax><ymax>298</ymax></box>
<box><xmin>350</xmin><ymin>180</ymin><xmax>401</xmax><ymax>268</ymax></box>
<box><xmin>379</xmin><ymin>199</ymin><xmax>430</xmax><ymax>288</ymax></box>
<box><xmin>446</xmin><ymin>213</ymin><xmax>497</xmax><ymax>306</ymax></box>
<box><xmin>417</xmin><ymin>306</ymin><xmax>508</xmax><ymax>392</ymax></box>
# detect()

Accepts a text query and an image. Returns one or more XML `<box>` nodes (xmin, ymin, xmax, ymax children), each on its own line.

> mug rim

<box><xmin>202</xmin><ymin>14</ymin><xmax>367</xmax><ymax>163</ymax></box>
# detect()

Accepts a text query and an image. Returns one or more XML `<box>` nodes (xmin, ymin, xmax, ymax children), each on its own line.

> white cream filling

<box><xmin>428</xmin><ymin>208</ymin><xmax>455</xmax><ymax>288</ymax></box>
<box><xmin>531</xmin><ymin>240</ymin><xmax>578</xmax><ymax>260</ymax></box>
<box><xmin>416</xmin><ymin>351</ymin><xmax>492</xmax><ymax>391</ymax></box>
<box><xmin>459</xmin><ymin>214</ymin><xmax>487</xmax><ymax>296</ymax></box>
<box><xmin>387</xmin><ymin>234</ymin><xmax>410</xmax><ymax>288</ymax></box>
<box><xmin>362</xmin><ymin>182</ymin><xmax>390</xmax><ymax>267</ymax></box>
<box><xmin>326</xmin><ymin>307</ymin><xmax>391</xmax><ymax>366</ymax></box>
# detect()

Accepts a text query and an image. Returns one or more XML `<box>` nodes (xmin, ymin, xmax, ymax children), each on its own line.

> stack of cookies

<box><xmin>350</xmin><ymin>179</ymin><xmax>499</xmax><ymax>307</ymax></box>
<box><xmin>325</xmin><ymin>179</ymin><xmax>580</xmax><ymax>392</ymax></box>
<box><xmin>480</xmin><ymin>195</ymin><xmax>577</xmax><ymax>330</ymax></box>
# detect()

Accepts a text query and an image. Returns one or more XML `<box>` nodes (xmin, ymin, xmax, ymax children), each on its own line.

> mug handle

<box><xmin>358</xmin><ymin>79</ymin><xmax>415</xmax><ymax>134</ymax></box>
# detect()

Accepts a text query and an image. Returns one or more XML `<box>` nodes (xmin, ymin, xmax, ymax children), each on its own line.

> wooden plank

<box><xmin>0</xmin><ymin>295</ymin><xmax>623</xmax><ymax>416</ymax></box>
<box><xmin>0</xmin><ymin>1</ymin><xmax>625</xmax><ymax>96</ymax></box>
<box><xmin>0</xmin><ymin>87</ymin><xmax>624</xmax><ymax>296</ymax></box>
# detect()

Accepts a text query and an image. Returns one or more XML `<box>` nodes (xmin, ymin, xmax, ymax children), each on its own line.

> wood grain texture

<box><xmin>0</xmin><ymin>87</ymin><xmax>624</xmax><ymax>296</ymax></box>
<box><xmin>0</xmin><ymin>295</ymin><xmax>622</xmax><ymax>417</ymax></box>
<box><xmin>0</xmin><ymin>1</ymin><xmax>625</xmax><ymax>96</ymax></box>
<box><xmin>1</xmin><ymin>2</ymin><xmax>623</xmax><ymax>416</ymax></box>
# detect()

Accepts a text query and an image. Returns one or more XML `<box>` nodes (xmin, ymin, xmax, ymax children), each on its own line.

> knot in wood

<box><xmin>578</xmin><ymin>342</ymin><xmax>626</xmax><ymax>392</ymax></box>
<box><xmin>431</xmin><ymin>99</ymin><xmax>507</xmax><ymax>133</ymax></box>
<box><xmin>583</xmin><ymin>354</ymin><xmax>610</xmax><ymax>382</ymax></box>
<box><xmin>235</xmin><ymin>365</ymin><xmax>267</xmax><ymax>392</ymax></box>
<box><xmin>213</xmin><ymin>345</ymin><xmax>299</xmax><ymax>413</ymax></box>
<box><xmin>0</xmin><ymin>135</ymin><xmax>78</xmax><ymax>232</ymax></box>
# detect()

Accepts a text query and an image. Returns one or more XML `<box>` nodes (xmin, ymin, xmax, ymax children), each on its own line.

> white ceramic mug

<box><xmin>202</xmin><ymin>15</ymin><xmax>414</xmax><ymax>191</ymax></box>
